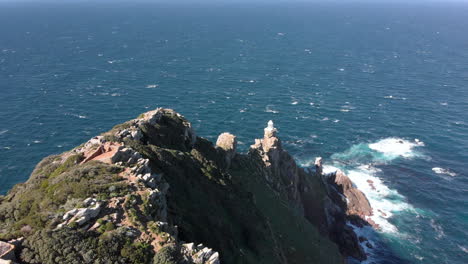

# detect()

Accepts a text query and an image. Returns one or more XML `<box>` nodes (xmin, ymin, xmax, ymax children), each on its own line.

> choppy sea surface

<box><xmin>0</xmin><ymin>2</ymin><xmax>467</xmax><ymax>263</ymax></box>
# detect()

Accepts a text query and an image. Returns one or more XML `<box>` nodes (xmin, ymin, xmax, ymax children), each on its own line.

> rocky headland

<box><xmin>0</xmin><ymin>108</ymin><xmax>376</xmax><ymax>264</ymax></box>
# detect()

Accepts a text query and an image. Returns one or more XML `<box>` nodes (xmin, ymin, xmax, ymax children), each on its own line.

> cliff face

<box><xmin>0</xmin><ymin>108</ymin><xmax>371</xmax><ymax>264</ymax></box>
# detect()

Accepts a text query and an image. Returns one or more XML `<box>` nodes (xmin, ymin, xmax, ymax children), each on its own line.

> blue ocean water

<box><xmin>0</xmin><ymin>2</ymin><xmax>467</xmax><ymax>263</ymax></box>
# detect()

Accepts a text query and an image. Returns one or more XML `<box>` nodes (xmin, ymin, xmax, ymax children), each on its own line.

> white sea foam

<box><xmin>369</xmin><ymin>137</ymin><xmax>424</xmax><ymax>159</ymax></box>
<box><xmin>346</xmin><ymin>165</ymin><xmax>414</xmax><ymax>234</ymax></box>
<box><xmin>324</xmin><ymin>137</ymin><xmax>424</xmax><ymax>234</ymax></box>
<box><xmin>430</xmin><ymin>219</ymin><xmax>446</xmax><ymax>239</ymax></box>
<box><xmin>66</xmin><ymin>113</ymin><xmax>88</xmax><ymax>119</ymax></box>
<box><xmin>265</xmin><ymin>106</ymin><xmax>279</xmax><ymax>114</ymax></box>
<box><xmin>322</xmin><ymin>165</ymin><xmax>340</xmax><ymax>174</ymax></box>
<box><xmin>146</xmin><ymin>84</ymin><xmax>158</xmax><ymax>88</ymax></box>
<box><xmin>384</xmin><ymin>95</ymin><xmax>407</xmax><ymax>100</ymax></box>
<box><xmin>0</xmin><ymin>129</ymin><xmax>8</xmax><ymax>135</ymax></box>
<box><xmin>347</xmin><ymin>222</ymin><xmax>378</xmax><ymax>264</ymax></box>
<box><xmin>458</xmin><ymin>245</ymin><xmax>468</xmax><ymax>253</ymax></box>
<box><xmin>291</xmin><ymin>101</ymin><xmax>298</xmax><ymax>105</ymax></box>
<box><xmin>432</xmin><ymin>167</ymin><xmax>457</xmax><ymax>177</ymax></box>
<box><xmin>304</xmin><ymin>137</ymin><xmax>426</xmax><ymax>262</ymax></box>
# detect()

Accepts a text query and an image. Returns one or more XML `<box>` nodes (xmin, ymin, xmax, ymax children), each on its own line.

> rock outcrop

<box><xmin>0</xmin><ymin>108</ymin><xmax>374</xmax><ymax>264</ymax></box>
<box><xmin>215</xmin><ymin>133</ymin><xmax>237</xmax><ymax>169</ymax></box>
<box><xmin>0</xmin><ymin>241</ymin><xmax>15</xmax><ymax>263</ymax></box>
<box><xmin>250</xmin><ymin>121</ymin><xmax>369</xmax><ymax>261</ymax></box>
<box><xmin>249</xmin><ymin>120</ymin><xmax>304</xmax><ymax>212</ymax></box>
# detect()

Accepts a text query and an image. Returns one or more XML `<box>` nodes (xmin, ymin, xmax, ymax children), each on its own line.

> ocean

<box><xmin>0</xmin><ymin>1</ymin><xmax>467</xmax><ymax>263</ymax></box>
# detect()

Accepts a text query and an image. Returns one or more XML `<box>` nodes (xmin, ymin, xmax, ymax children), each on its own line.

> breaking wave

<box><xmin>306</xmin><ymin>137</ymin><xmax>427</xmax><ymax>262</ymax></box>
<box><xmin>331</xmin><ymin>137</ymin><xmax>424</xmax><ymax>164</ymax></box>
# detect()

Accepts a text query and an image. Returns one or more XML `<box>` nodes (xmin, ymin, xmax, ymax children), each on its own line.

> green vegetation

<box><xmin>0</xmin><ymin>155</ymin><xmax>125</xmax><ymax>238</ymax></box>
<box><xmin>153</xmin><ymin>245</ymin><xmax>180</xmax><ymax>264</ymax></box>
<box><xmin>121</xmin><ymin>241</ymin><xmax>154</xmax><ymax>264</ymax></box>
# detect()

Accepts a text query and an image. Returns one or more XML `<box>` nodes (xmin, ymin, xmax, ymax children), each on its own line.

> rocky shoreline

<box><xmin>0</xmin><ymin>108</ymin><xmax>376</xmax><ymax>264</ymax></box>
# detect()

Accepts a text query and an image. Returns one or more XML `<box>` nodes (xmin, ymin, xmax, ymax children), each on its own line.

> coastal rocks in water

<box><xmin>320</xmin><ymin>167</ymin><xmax>373</xmax><ymax>259</ymax></box>
<box><xmin>328</xmin><ymin>169</ymin><xmax>373</xmax><ymax>221</ymax></box>
<box><xmin>215</xmin><ymin>132</ymin><xmax>237</xmax><ymax>169</ymax></box>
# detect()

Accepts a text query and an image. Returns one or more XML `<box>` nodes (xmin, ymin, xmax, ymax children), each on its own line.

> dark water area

<box><xmin>0</xmin><ymin>2</ymin><xmax>467</xmax><ymax>263</ymax></box>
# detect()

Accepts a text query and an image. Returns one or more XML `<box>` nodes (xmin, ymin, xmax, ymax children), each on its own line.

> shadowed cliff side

<box><xmin>246</xmin><ymin>121</ymin><xmax>370</xmax><ymax>261</ymax></box>
<box><xmin>0</xmin><ymin>109</ymin><xmax>345</xmax><ymax>264</ymax></box>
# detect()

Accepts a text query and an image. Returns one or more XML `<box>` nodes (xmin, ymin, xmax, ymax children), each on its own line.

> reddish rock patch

<box><xmin>82</xmin><ymin>142</ymin><xmax>122</xmax><ymax>164</ymax></box>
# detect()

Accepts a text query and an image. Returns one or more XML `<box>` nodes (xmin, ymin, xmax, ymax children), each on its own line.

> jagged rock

<box><xmin>315</xmin><ymin>157</ymin><xmax>323</xmax><ymax>175</ymax></box>
<box><xmin>216</xmin><ymin>132</ymin><xmax>237</xmax><ymax>169</ymax></box>
<box><xmin>80</xmin><ymin>136</ymin><xmax>105</xmax><ymax>152</ymax></box>
<box><xmin>182</xmin><ymin>242</ymin><xmax>195</xmax><ymax>253</ymax></box>
<box><xmin>249</xmin><ymin>120</ymin><xmax>303</xmax><ymax>211</ymax></box>
<box><xmin>83</xmin><ymin>198</ymin><xmax>97</xmax><ymax>207</ymax></box>
<box><xmin>320</xmin><ymin>168</ymin><xmax>371</xmax><ymax>260</ymax></box>
<box><xmin>207</xmin><ymin>252</ymin><xmax>220</xmax><ymax>264</ymax></box>
<box><xmin>117</xmin><ymin>127</ymin><xmax>143</xmax><ymax>141</ymax></box>
<box><xmin>193</xmin><ymin>247</ymin><xmax>214</xmax><ymax>263</ymax></box>
<box><xmin>181</xmin><ymin>243</ymin><xmax>220</xmax><ymax>264</ymax></box>
<box><xmin>0</xmin><ymin>241</ymin><xmax>15</xmax><ymax>261</ymax></box>
<box><xmin>139</xmin><ymin>108</ymin><xmax>164</xmax><ymax>125</ymax></box>
<box><xmin>130</xmin><ymin>129</ymin><xmax>143</xmax><ymax>141</ymax></box>
<box><xmin>132</xmin><ymin>158</ymin><xmax>151</xmax><ymax>175</ymax></box>
<box><xmin>62</xmin><ymin>209</ymin><xmax>79</xmax><ymax>221</ymax></box>
<box><xmin>137</xmin><ymin>108</ymin><xmax>197</xmax><ymax>150</ymax></box>
<box><xmin>62</xmin><ymin>202</ymin><xmax>102</xmax><ymax>226</ymax></box>
<box><xmin>138</xmin><ymin>172</ymin><xmax>163</xmax><ymax>189</ymax></box>
<box><xmin>250</xmin><ymin>121</ymin><xmax>369</xmax><ymax>261</ymax></box>
<box><xmin>111</xmin><ymin>147</ymin><xmax>142</xmax><ymax>164</ymax></box>
<box><xmin>326</xmin><ymin>169</ymin><xmax>373</xmax><ymax>220</ymax></box>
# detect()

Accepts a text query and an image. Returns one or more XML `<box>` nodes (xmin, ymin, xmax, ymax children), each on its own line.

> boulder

<box><xmin>216</xmin><ymin>132</ymin><xmax>237</xmax><ymax>169</ymax></box>
<box><xmin>111</xmin><ymin>147</ymin><xmax>142</xmax><ymax>164</ymax></box>
<box><xmin>331</xmin><ymin>170</ymin><xmax>373</xmax><ymax>218</ymax></box>
<box><xmin>63</xmin><ymin>202</ymin><xmax>102</xmax><ymax>226</ymax></box>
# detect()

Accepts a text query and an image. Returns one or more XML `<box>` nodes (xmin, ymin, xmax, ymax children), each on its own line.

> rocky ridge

<box><xmin>0</xmin><ymin>108</ymin><xmax>375</xmax><ymax>264</ymax></box>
